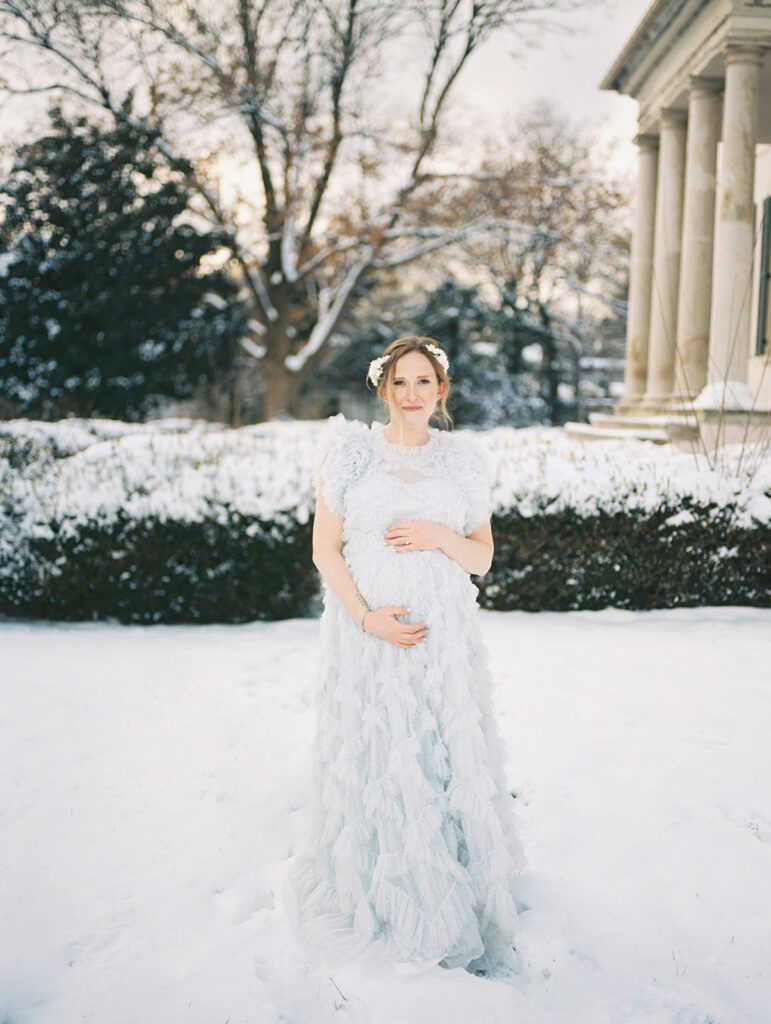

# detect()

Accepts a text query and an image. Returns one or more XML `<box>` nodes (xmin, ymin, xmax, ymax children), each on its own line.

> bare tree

<box><xmin>437</xmin><ymin>99</ymin><xmax>631</xmax><ymax>421</ymax></box>
<box><xmin>0</xmin><ymin>0</ymin><xmax>601</xmax><ymax>420</ymax></box>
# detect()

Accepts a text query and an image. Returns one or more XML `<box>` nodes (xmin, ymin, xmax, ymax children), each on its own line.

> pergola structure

<box><xmin>568</xmin><ymin>0</ymin><xmax>771</xmax><ymax>448</ymax></box>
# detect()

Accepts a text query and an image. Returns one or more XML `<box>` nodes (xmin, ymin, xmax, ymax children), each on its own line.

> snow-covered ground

<box><xmin>2</xmin><ymin>606</ymin><xmax>770</xmax><ymax>1024</ymax></box>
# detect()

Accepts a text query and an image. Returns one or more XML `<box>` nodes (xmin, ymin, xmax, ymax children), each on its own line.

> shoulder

<box><xmin>319</xmin><ymin>412</ymin><xmax>372</xmax><ymax>464</ymax></box>
<box><xmin>313</xmin><ymin>414</ymin><xmax>373</xmax><ymax>512</ymax></box>
<box><xmin>440</xmin><ymin>428</ymin><xmax>496</xmax><ymax>533</ymax></box>
<box><xmin>440</xmin><ymin>428</ymin><xmax>493</xmax><ymax>482</ymax></box>
<box><xmin>323</xmin><ymin>411</ymin><xmax>370</xmax><ymax>444</ymax></box>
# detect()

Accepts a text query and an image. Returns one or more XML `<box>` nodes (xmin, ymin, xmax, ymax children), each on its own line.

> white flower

<box><xmin>423</xmin><ymin>343</ymin><xmax>449</xmax><ymax>374</ymax></box>
<box><xmin>367</xmin><ymin>343</ymin><xmax>450</xmax><ymax>387</ymax></box>
<box><xmin>367</xmin><ymin>355</ymin><xmax>390</xmax><ymax>386</ymax></box>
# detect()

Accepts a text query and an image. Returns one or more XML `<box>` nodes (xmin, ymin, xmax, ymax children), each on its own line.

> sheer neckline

<box><xmin>370</xmin><ymin>419</ymin><xmax>439</xmax><ymax>457</ymax></box>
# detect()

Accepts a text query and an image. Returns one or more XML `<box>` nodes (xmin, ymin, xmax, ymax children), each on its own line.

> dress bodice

<box><xmin>314</xmin><ymin>413</ymin><xmax>494</xmax><ymax>546</ymax></box>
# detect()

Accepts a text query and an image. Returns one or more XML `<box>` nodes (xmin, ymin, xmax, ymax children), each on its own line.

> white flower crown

<box><xmin>367</xmin><ymin>343</ymin><xmax>449</xmax><ymax>387</ymax></box>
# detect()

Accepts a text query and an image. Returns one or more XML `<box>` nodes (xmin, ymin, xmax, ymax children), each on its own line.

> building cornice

<box><xmin>601</xmin><ymin>0</ymin><xmax>718</xmax><ymax>95</ymax></box>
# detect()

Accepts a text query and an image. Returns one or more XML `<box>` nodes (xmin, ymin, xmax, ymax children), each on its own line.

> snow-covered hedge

<box><xmin>1</xmin><ymin>417</ymin><xmax>769</xmax><ymax>622</ymax></box>
<box><xmin>478</xmin><ymin>425</ymin><xmax>770</xmax><ymax>612</ymax></box>
<box><xmin>484</xmin><ymin>424</ymin><xmax>771</xmax><ymax>526</ymax></box>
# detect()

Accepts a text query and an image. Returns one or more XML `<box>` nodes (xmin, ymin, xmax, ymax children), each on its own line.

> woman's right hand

<box><xmin>363</xmin><ymin>606</ymin><xmax>428</xmax><ymax>648</ymax></box>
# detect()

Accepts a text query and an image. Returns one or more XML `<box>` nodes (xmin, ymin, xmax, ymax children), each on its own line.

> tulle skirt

<box><xmin>282</xmin><ymin>544</ymin><xmax>528</xmax><ymax>977</ymax></box>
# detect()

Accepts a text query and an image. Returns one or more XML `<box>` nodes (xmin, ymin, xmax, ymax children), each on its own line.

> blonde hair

<box><xmin>368</xmin><ymin>335</ymin><xmax>453</xmax><ymax>435</ymax></box>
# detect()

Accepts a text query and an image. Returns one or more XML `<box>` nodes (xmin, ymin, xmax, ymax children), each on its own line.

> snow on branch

<box><xmin>239</xmin><ymin>336</ymin><xmax>266</xmax><ymax>359</ymax></box>
<box><xmin>280</xmin><ymin>213</ymin><xmax>298</xmax><ymax>284</ymax></box>
<box><xmin>559</xmin><ymin>273</ymin><xmax>628</xmax><ymax>317</ymax></box>
<box><xmin>284</xmin><ymin>249</ymin><xmax>374</xmax><ymax>374</ymax></box>
<box><xmin>371</xmin><ymin>218</ymin><xmax>494</xmax><ymax>269</ymax></box>
<box><xmin>294</xmin><ymin>237</ymin><xmax>360</xmax><ymax>279</ymax></box>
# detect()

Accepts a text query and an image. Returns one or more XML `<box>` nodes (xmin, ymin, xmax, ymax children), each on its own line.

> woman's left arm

<box><xmin>436</xmin><ymin>520</ymin><xmax>494</xmax><ymax>576</ymax></box>
<box><xmin>384</xmin><ymin>519</ymin><xmax>494</xmax><ymax>576</ymax></box>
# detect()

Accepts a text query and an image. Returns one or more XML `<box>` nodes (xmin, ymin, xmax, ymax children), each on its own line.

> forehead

<box><xmin>392</xmin><ymin>350</ymin><xmax>435</xmax><ymax>375</ymax></box>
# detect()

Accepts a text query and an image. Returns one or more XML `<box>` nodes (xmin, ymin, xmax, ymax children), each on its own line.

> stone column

<box><xmin>704</xmin><ymin>45</ymin><xmax>765</xmax><ymax>400</ymax></box>
<box><xmin>642</xmin><ymin>108</ymin><xmax>687</xmax><ymax>411</ymax></box>
<box><xmin>617</xmin><ymin>133</ymin><xmax>659</xmax><ymax>413</ymax></box>
<box><xmin>673</xmin><ymin>77</ymin><xmax>722</xmax><ymax>404</ymax></box>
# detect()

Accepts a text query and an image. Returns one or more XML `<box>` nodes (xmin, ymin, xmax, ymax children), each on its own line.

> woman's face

<box><xmin>386</xmin><ymin>350</ymin><xmax>445</xmax><ymax>427</ymax></box>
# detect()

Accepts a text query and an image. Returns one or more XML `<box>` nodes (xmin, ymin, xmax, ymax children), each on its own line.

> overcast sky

<box><xmin>0</xmin><ymin>0</ymin><xmax>646</xmax><ymax>181</ymax></box>
<box><xmin>453</xmin><ymin>0</ymin><xmax>644</xmax><ymax>177</ymax></box>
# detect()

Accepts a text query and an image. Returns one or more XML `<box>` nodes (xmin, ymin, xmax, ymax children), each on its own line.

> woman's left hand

<box><xmin>384</xmin><ymin>520</ymin><xmax>449</xmax><ymax>552</ymax></box>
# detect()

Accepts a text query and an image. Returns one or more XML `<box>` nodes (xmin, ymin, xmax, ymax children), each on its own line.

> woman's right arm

<box><xmin>312</xmin><ymin>481</ymin><xmax>428</xmax><ymax>648</ymax></box>
<box><xmin>312</xmin><ymin>479</ymin><xmax>370</xmax><ymax>627</ymax></box>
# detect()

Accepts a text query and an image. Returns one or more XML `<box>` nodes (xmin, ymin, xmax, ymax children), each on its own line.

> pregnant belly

<box><xmin>344</xmin><ymin>537</ymin><xmax>472</xmax><ymax>622</ymax></box>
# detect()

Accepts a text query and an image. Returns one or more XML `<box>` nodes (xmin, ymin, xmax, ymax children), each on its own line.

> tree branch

<box><xmin>300</xmin><ymin>0</ymin><xmax>358</xmax><ymax>247</ymax></box>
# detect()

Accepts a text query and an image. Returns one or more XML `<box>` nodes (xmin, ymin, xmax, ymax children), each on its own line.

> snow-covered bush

<box><xmin>478</xmin><ymin>426</ymin><xmax>770</xmax><ymax>610</ymax></box>
<box><xmin>1</xmin><ymin>418</ymin><xmax>769</xmax><ymax>622</ymax></box>
<box><xmin>0</xmin><ymin>417</ymin><xmax>316</xmax><ymax>622</ymax></box>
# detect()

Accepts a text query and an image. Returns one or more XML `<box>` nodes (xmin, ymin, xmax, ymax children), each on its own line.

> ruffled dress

<box><xmin>282</xmin><ymin>413</ymin><xmax>528</xmax><ymax>977</ymax></box>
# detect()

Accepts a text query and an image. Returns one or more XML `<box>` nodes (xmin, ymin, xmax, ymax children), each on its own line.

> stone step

<box><xmin>588</xmin><ymin>411</ymin><xmax>698</xmax><ymax>429</ymax></box>
<box><xmin>564</xmin><ymin>421</ymin><xmax>671</xmax><ymax>444</ymax></box>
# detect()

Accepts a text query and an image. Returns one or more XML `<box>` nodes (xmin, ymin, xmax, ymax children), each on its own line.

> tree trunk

<box><xmin>539</xmin><ymin>304</ymin><xmax>560</xmax><ymax>425</ymax></box>
<box><xmin>262</xmin><ymin>356</ymin><xmax>304</xmax><ymax>420</ymax></box>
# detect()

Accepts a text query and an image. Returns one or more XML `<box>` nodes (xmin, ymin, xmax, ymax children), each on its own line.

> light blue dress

<box><xmin>283</xmin><ymin>414</ymin><xmax>528</xmax><ymax>977</ymax></box>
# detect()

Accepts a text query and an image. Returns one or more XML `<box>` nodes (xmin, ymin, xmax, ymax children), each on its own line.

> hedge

<box><xmin>1</xmin><ymin>418</ymin><xmax>768</xmax><ymax>622</ymax></box>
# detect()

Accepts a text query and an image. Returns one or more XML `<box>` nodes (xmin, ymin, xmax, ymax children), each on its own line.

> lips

<box><xmin>403</xmin><ymin>406</ymin><xmax>422</xmax><ymax>410</ymax></box>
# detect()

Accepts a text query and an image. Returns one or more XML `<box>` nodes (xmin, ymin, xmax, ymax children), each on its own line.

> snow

<box><xmin>470</xmin><ymin>341</ymin><xmax>498</xmax><ymax>357</ymax></box>
<box><xmin>279</xmin><ymin>213</ymin><xmax>298</xmax><ymax>284</ymax></box>
<box><xmin>521</xmin><ymin>343</ymin><xmax>542</xmax><ymax>364</ymax></box>
<box><xmin>1</xmin><ymin>605</ymin><xmax>769</xmax><ymax>1022</ymax></box>
<box><xmin>693</xmin><ymin>381</ymin><xmax>770</xmax><ymax>413</ymax></box>
<box><xmin>284</xmin><ymin>251</ymin><xmax>374</xmax><ymax>373</ymax></box>
<box><xmin>482</xmin><ymin>425</ymin><xmax>771</xmax><ymax>527</ymax></box>
<box><xmin>202</xmin><ymin>291</ymin><xmax>227</xmax><ymax>310</ymax></box>
<box><xmin>239</xmin><ymin>336</ymin><xmax>267</xmax><ymax>359</ymax></box>
<box><xmin>0</xmin><ymin>251</ymin><xmax>19</xmax><ymax>277</ymax></box>
<box><xmin>1</xmin><ymin>419</ymin><xmax>769</xmax><ymax>583</ymax></box>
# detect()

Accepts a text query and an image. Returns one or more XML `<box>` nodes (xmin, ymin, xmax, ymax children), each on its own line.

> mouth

<box><xmin>402</xmin><ymin>406</ymin><xmax>422</xmax><ymax>411</ymax></box>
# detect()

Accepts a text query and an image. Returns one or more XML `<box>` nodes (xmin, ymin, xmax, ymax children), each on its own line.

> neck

<box><xmin>383</xmin><ymin>420</ymin><xmax>431</xmax><ymax>446</ymax></box>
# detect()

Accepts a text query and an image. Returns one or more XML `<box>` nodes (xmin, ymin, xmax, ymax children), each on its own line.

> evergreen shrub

<box><xmin>1</xmin><ymin>419</ymin><xmax>768</xmax><ymax>622</ymax></box>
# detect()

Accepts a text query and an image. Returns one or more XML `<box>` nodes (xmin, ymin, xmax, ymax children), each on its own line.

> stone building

<box><xmin>568</xmin><ymin>0</ymin><xmax>771</xmax><ymax>448</ymax></box>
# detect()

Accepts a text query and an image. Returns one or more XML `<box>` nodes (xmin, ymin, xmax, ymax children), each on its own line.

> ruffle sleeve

<box><xmin>313</xmin><ymin>412</ymin><xmax>373</xmax><ymax>518</ymax></box>
<box><xmin>449</xmin><ymin>431</ymin><xmax>495</xmax><ymax>535</ymax></box>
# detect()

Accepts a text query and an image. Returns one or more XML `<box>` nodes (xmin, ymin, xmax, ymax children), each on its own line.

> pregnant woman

<box><xmin>283</xmin><ymin>335</ymin><xmax>528</xmax><ymax>978</ymax></box>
